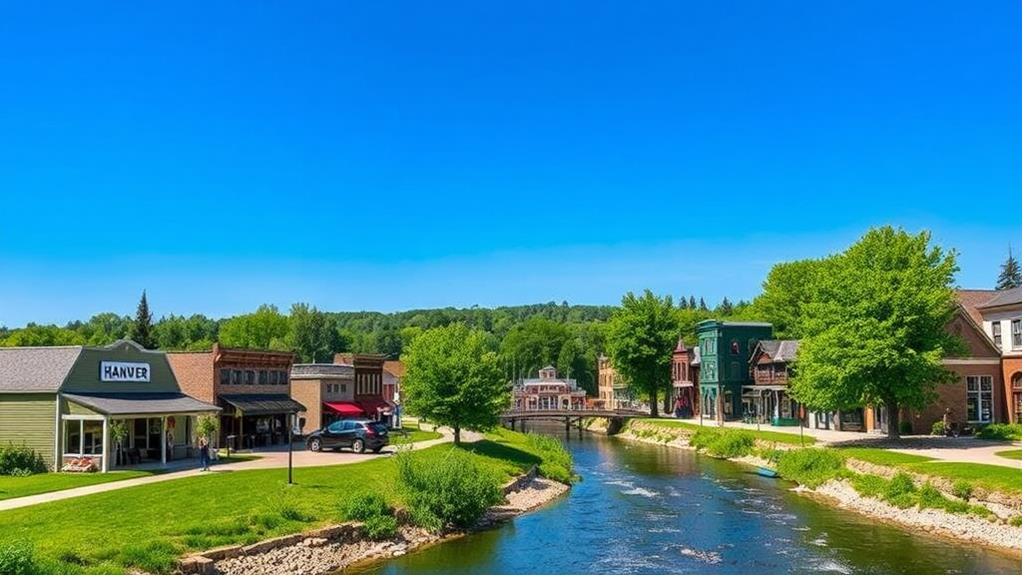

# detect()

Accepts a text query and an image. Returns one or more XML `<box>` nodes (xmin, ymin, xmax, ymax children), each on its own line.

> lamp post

<box><xmin>287</xmin><ymin>413</ymin><xmax>294</xmax><ymax>486</ymax></box>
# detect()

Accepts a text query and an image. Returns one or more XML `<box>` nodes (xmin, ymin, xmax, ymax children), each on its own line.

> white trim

<box><xmin>62</xmin><ymin>414</ymin><xmax>105</xmax><ymax>421</ymax></box>
<box><xmin>101</xmin><ymin>417</ymin><xmax>109</xmax><ymax>473</ymax></box>
<box><xmin>53</xmin><ymin>394</ymin><xmax>61</xmax><ymax>470</ymax></box>
<box><xmin>943</xmin><ymin>358</ymin><xmax>1002</xmax><ymax>365</ymax></box>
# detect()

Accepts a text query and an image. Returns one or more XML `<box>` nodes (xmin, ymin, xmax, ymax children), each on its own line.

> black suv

<box><xmin>306</xmin><ymin>419</ymin><xmax>390</xmax><ymax>453</ymax></box>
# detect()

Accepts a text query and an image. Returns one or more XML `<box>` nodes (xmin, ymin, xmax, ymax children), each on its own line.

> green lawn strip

<box><xmin>995</xmin><ymin>449</ymin><xmax>1022</xmax><ymax>461</ymax></box>
<box><xmin>636</xmin><ymin>418</ymin><xmax>816</xmax><ymax>446</ymax></box>
<box><xmin>0</xmin><ymin>470</ymin><xmax>154</xmax><ymax>501</ymax></box>
<box><xmin>902</xmin><ymin>462</ymin><xmax>1022</xmax><ymax>496</ymax></box>
<box><xmin>390</xmin><ymin>426</ymin><xmax>443</xmax><ymax>445</ymax></box>
<box><xmin>0</xmin><ymin>435</ymin><xmax>551</xmax><ymax>574</ymax></box>
<box><xmin>834</xmin><ymin>447</ymin><xmax>936</xmax><ymax>466</ymax></box>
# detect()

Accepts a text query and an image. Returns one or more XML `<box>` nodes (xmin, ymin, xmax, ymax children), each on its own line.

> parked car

<box><xmin>306</xmin><ymin>419</ymin><xmax>390</xmax><ymax>453</ymax></box>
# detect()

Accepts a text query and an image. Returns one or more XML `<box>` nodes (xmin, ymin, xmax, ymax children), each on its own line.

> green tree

<box><xmin>499</xmin><ymin>317</ymin><xmax>570</xmax><ymax>381</ymax></box>
<box><xmin>790</xmin><ymin>227</ymin><xmax>961</xmax><ymax>439</ymax></box>
<box><xmin>286</xmin><ymin>303</ymin><xmax>339</xmax><ymax>362</ymax></box>
<box><xmin>402</xmin><ymin>324</ymin><xmax>508</xmax><ymax>444</ymax></box>
<box><xmin>606</xmin><ymin>290</ymin><xmax>680</xmax><ymax>417</ymax></box>
<box><xmin>748</xmin><ymin>259</ymin><xmax>827</xmax><ymax>338</ymax></box>
<box><xmin>218</xmin><ymin>304</ymin><xmax>289</xmax><ymax>350</ymax></box>
<box><xmin>996</xmin><ymin>246</ymin><xmax>1022</xmax><ymax>290</ymax></box>
<box><xmin>129</xmin><ymin>291</ymin><xmax>157</xmax><ymax>349</ymax></box>
<box><xmin>716</xmin><ymin>297</ymin><xmax>734</xmax><ymax>316</ymax></box>
<box><xmin>0</xmin><ymin>324</ymin><xmax>85</xmax><ymax>347</ymax></box>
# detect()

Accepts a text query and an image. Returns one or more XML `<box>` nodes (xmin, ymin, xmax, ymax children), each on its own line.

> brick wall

<box><xmin>1004</xmin><ymin>357</ymin><xmax>1022</xmax><ymax>423</ymax></box>
<box><xmin>291</xmin><ymin>379</ymin><xmax>323</xmax><ymax>435</ymax></box>
<box><xmin>167</xmin><ymin>352</ymin><xmax>215</xmax><ymax>403</ymax></box>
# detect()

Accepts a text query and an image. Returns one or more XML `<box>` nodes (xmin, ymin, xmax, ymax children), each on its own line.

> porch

<box><xmin>741</xmin><ymin>385</ymin><xmax>801</xmax><ymax>426</ymax></box>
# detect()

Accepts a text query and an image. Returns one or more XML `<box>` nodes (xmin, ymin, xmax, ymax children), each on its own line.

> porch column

<box><xmin>101</xmin><ymin>416</ymin><xmax>109</xmax><ymax>473</ymax></box>
<box><xmin>161</xmin><ymin>416</ymin><xmax>167</xmax><ymax>465</ymax></box>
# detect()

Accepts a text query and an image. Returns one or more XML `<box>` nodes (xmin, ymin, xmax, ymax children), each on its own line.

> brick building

<box><xmin>668</xmin><ymin>339</ymin><xmax>699</xmax><ymax>417</ymax></box>
<box><xmin>961</xmin><ymin>287</ymin><xmax>1022</xmax><ymax>423</ymax></box>
<box><xmin>291</xmin><ymin>354</ymin><xmax>393</xmax><ymax>435</ymax></box>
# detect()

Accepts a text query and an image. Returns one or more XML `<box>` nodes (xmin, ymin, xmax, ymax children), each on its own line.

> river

<box><xmin>350</xmin><ymin>429</ymin><xmax>1022</xmax><ymax>574</ymax></box>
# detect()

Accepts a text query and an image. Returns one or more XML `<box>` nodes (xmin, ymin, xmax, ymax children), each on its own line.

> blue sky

<box><xmin>1</xmin><ymin>2</ymin><xmax>1019</xmax><ymax>326</ymax></box>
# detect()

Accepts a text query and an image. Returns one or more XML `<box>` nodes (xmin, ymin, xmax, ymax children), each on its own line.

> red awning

<box><xmin>323</xmin><ymin>402</ymin><xmax>366</xmax><ymax>417</ymax></box>
<box><xmin>358</xmin><ymin>399</ymin><xmax>393</xmax><ymax>415</ymax></box>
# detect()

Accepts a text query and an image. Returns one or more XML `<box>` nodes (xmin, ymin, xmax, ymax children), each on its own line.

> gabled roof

<box><xmin>957</xmin><ymin>289</ymin><xmax>997</xmax><ymax>325</ymax></box>
<box><xmin>752</xmin><ymin>340</ymin><xmax>800</xmax><ymax>364</ymax></box>
<box><xmin>977</xmin><ymin>286</ymin><xmax>1022</xmax><ymax>310</ymax></box>
<box><xmin>0</xmin><ymin>346</ymin><xmax>83</xmax><ymax>393</ymax></box>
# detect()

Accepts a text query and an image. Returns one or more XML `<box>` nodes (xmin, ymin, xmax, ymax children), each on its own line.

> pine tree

<box><xmin>689</xmin><ymin>296</ymin><xmax>697</xmax><ymax>309</ymax></box>
<box><xmin>699</xmin><ymin>297</ymin><xmax>708</xmax><ymax>311</ymax></box>
<box><xmin>130</xmin><ymin>290</ymin><xmax>157</xmax><ymax>349</ymax></box>
<box><xmin>678</xmin><ymin>297</ymin><xmax>688</xmax><ymax>309</ymax></box>
<box><xmin>718</xmin><ymin>297</ymin><xmax>734</xmax><ymax>316</ymax></box>
<box><xmin>996</xmin><ymin>247</ymin><xmax>1022</xmax><ymax>290</ymax></box>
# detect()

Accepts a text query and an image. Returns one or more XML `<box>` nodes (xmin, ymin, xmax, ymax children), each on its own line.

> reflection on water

<box><xmin>349</xmin><ymin>428</ymin><xmax>1022</xmax><ymax>575</ymax></box>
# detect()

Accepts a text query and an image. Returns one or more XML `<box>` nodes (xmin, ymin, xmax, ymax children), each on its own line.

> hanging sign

<box><xmin>100</xmin><ymin>361</ymin><xmax>151</xmax><ymax>382</ymax></box>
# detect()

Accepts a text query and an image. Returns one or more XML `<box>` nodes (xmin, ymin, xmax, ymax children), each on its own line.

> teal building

<box><xmin>696</xmin><ymin>320</ymin><xmax>773</xmax><ymax>420</ymax></box>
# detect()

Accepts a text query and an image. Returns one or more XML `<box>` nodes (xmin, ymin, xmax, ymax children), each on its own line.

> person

<box><xmin>198</xmin><ymin>437</ymin><xmax>210</xmax><ymax>471</ymax></box>
<box><xmin>943</xmin><ymin>408</ymin><xmax>957</xmax><ymax>437</ymax></box>
<box><xmin>674</xmin><ymin>397</ymin><xmax>684</xmax><ymax>418</ymax></box>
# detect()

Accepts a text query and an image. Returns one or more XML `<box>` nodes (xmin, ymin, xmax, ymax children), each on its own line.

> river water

<box><xmin>351</xmin><ymin>430</ymin><xmax>1022</xmax><ymax>575</ymax></box>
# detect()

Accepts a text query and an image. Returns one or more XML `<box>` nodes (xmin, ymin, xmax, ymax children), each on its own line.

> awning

<box><xmin>63</xmin><ymin>393</ymin><xmax>221</xmax><ymax>416</ymax></box>
<box><xmin>323</xmin><ymin>401</ymin><xmax>366</xmax><ymax>417</ymax></box>
<box><xmin>359</xmin><ymin>399</ymin><xmax>394</xmax><ymax>415</ymax></box>
<box><xmin>221</xmin><ymin>394</ymin><xmax>306</xmax><ymax>415</ymax></box>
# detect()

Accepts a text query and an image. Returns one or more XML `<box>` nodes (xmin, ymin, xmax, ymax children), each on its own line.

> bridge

<box><xmin>500</xmin><ymin>408</ymin><xmax>649</xmax><ymax>433</ymax></box>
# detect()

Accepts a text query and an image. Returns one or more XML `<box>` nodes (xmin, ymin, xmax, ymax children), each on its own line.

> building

<box><xmin>597</xmin><ymin>355</ymin><xmax>640</xmax><ymax>410</ymax></box>
<box><xmin>0</xmin><ymin>340</ymin><xmax>219</xmax><ymax>472</ymax></box>
<box><xmin>668</xmin><ymin>339</ymin><xmax>699</xmax><ymax>417</ymax></box>
<box><xmin>291</xmin><ymin>354</ymin><xmax>392</xmax><ymax>435</ymax></box>
<box><xmin>746</xmin><ymin>340</ymin><xmax>802</xmax><ymax>426</ymax></box>
<box><xmin>965</xmin><ymin>287</ymin><xmax>1022</xmax><ymax>423</ymax></box>
<box><xmin>512</xmin><ymin>366</ymin><xmax>587</xmax><ymax>411</ymax></box>
<box><xmin>382</xmin><ymin>360</ymin><xmax>405</xmax><ymax>428</ymax></box>
<box><xmin>697</xmin><ymin>321</ymin><xmax>774</xmax><ymax>421</ymax></box>
<box><xmin>167</xmin><ymin>344</ymin><xmax>303</xmax><ymax>450</ymax></box>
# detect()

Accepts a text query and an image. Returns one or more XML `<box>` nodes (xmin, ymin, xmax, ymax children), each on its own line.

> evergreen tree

<box><xmin>996</xmin><ymin>246</ymin><xmax>1022</xmax><ymax>290</ymax></box>
<box><xmin>688</xmin><ymin>296</ymin><xmax>697</xmax><ymax>309</ymax></box>
<box><xmin>698</xmin><ymin>297</ymin><xmax>708</xmax><ymax>311</ymax></box>
<box><xmin>129</xmin><ymin>290</ymin><xmax>157</xmax><ymax>349</ymax></box>
<box><xmin>717</xmin><ymin>297</ymin><xmax>734</xmax><ymax>316</ymax></box>
<box><xmin>678</xmin><ymin>297</ymin><xmax>688</xmax><ymax>310</ymax></box>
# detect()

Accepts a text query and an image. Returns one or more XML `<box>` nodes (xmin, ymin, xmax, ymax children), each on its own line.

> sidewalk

<box><xmin>0</xmin><ymin>426</ymin><xmax>453</xmax><ymax>512</ymax></box>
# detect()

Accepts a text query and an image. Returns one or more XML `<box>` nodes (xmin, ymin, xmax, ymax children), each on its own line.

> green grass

<box><xmin>774</xmin><ymin>448</ymin><xmax>847</xmax><ymax>488</ymax></box>
<box><xmin>0</xmin><ymin>432</ymin><xmax>557</xmax><ymax>575</ymax></box>
<box><xmin>836</xmin><ymin>447</ymin><xmax>1022</xmax><ymax>495</ymax></box>
<box><xmin>835</xmin><ymin>447</ymin><xmax>936</xmax><ymax>466</ymax></box>
<box><xmin>390</xmin><ymin>426</ymin><xmax>443</xmax><ymax>446</ymax></box>
<box><xmin>636</xmin><ymin>418</ymin><xmax>817</xmax><ymax>446</ymax></box>
<box><xmin>0</xmin><ymin>471</ymin><xmax>154</xmax><ymax>501</ymax></box>
<box><xmin>994</xmin><ymin>449</ymin><xmax>1022</xmax><ymax>461</ymax></box>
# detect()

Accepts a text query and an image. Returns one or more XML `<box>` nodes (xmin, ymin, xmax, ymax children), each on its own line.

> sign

<box><xmin>100</xmin><ymin>361</ymin><xmax>151</xmax><ymax>382</ymax></box>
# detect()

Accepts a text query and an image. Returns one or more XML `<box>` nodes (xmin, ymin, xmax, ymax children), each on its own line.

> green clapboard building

<box><xmin>0</xmin><ymin>340</ymin><xmax>219</xmax><ymax>472</ymax></box>
<box><xmin>696</xmin><ymin>320</ymin><xmax>773</xmax><ymax>420</ymax></box>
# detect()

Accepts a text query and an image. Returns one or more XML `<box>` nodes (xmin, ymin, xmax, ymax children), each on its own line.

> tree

<box><xmin>129</xmin><ymin>291</ymin><xmax>156</xmax><ymax>349</ymax></box>
<box><xmin>499</xmin><ymin>317</ymin><xmax>570</xmax><ymax>381</ymax></box>
<box><xmin>606</xmin><ymin>290</ymin><xmax>680</xmax><ymax>417</ymax></box>
<box><xmin>789</xmin><ymin>227</ymin><xmax>960</xmax><ymax>439</ymax></box>
<box><xmin>688</xmin><ymin>296</ymin><xmax>697</xmax><ymax>309</ymax></box>
<box><xmin>716</xmin><ymin>297</ymin><xmax>734</xmax><ymax>316</ymax></box>
<box><xmin>219</xmin><ymin>305</ymin><xmax>289</xmax><ymax>350</ymax></box>
<box><xmin>402</xmin><ymin>324</ymin><xmax>507</xmax><ymax>444</ymax></box>
<box><xmin>996</xmin><ymin>246</ymin><xmax>1022</xmax><ymax>290</ymax></box>
<box><xmin>698</xmin><ymin>297</ymin><xmax>708</xmax><ymax>311</ymax></box>
<box><xmin>748</xmin><ymin>259</ymin><xmax>827</xmax><ymax>339</ymax></box>
<box><xmin>0</xmin><ymin>324</ymin><xmax>85</xmax><ymax>347</ymax></box>
<box><xmin>286</xmin><ymin>303</ymin><xmax>338</xmax><ymax>362</ymax></box>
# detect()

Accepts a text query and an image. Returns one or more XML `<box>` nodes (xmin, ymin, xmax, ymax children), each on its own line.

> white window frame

<box><xmin>966</xmin><ymin>375</ymin><xmax>994</xmax><ymax>424</ymax></box>
<box><xmin>62</xmin><ymin>415</ymin><xmax>105</xmax><ymax>457</ymax></box>
<box><xmin>992</xmin><ymin>322</ymin><xmax>1002</xmax><ymax>347</ymax></box>
<box><xmin>1012</xmin><ymin>319</ymin><xmax>1022</xmax><ymax>350</ymax></box>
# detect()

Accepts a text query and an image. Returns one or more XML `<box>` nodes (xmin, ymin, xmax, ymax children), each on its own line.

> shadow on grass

<box><xmin>454</xmin><ymin>440</ymin><xmax>542</xmax><ymax>470</ymax></box>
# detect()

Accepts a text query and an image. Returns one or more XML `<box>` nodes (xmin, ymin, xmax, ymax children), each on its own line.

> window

<box><xmin>269</xmin><ymin>371</ymin><xmax>279</xmax><ymax>385</ymax></box>
<box><xmin>966</xmin><ymin>375</ymin><xmax>993</xmax><ymax>423</ymax></box>
<box><xmin>231</xmin><ymin>370</ymin><xmax>242</xmax><ymax>385</ymax></box>
<box><xmin>219</xmin><ymin>369</ymin><xmax>230</xmax><ymax>385</ymax></box>
<box><xmin>730</xmin><ymin>340</ymin><xmax>740</xmax><ymax>355</ymax></box>
<box><xmin>327</xmin><ymin>421</ymin><xmax>345</xmax><ymax>433</ymax></box>
<box><xmin>340</xmin><ymin>383</ymin><xmax>347</xmax><ymax>393</ymax></box>
<box><xmin>279</xmin><ymin>371</ymin><xmax>289</xmax><ymax>385</ymax></box>
<box><xmin>245</xmin><ymin>370</ymin><xmax>256</xmax><ymax>385</ymax></box>
<box><xmin>1013</xmin><ymin>320</ymin><xmax>1022</xmax><ymax>349</ymax></box>
<box><xmin>63</xmin><ymin>419</ymin><xmax>103</xmax><ymax>456</ymax></box>
<box><xmin>992</xmin><ymin>322</ymin><xmax>1002</xmax><ymax>346</ymax></box>
<box><xmin>258</xmin><ymin>370</ymin><xmax>268</xmax><ymax>385</ymax></box>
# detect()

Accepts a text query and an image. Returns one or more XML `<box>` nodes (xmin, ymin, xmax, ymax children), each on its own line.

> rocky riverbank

<box><xmin>595</xmin><ymin>418</ymin><xmax>1022</xmax><ymax>554</ymax></box>
<box><xmin>182</xmin><ymin>473</ymin><xmax>569</xmax><ymax>575</ymax></box>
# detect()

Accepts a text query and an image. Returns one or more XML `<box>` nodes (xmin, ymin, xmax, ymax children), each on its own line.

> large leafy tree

<box><xmin>748</xmin><ymin>259</ymin><xmax>827</xmax><ymax>339</ymax></box>
<box><xmin>997</xmin><ymin>247</ymin><xmax>1022</xmax><ymax>290</ymax></box>
<box><xmin>218</xmin><ymin>304</ymin><xmax>289</xmax><ymax>350</ymax></box>
<box><xmin>402</xmin><ymin>323</ymin><xmax>507</xmax><ymax>444</ymax></box>
<box><xmin>606</xmin><ymin>290</ymin><xmax>680</xmax><ymax>417</ymax></box>
<box><xmin>790</xmin><ymin>227</ymin><xmax>960</xmax><ymax>439</ymax></box>
<box><xmin>129</xmin><ymin>291</ymin><xmax>157</xmax><ymax>349</ymax></box>
<box><xmin>0</xmin><ymin>324</ymin><xmax>85</xmax><ymax>347</ymax></box>
<box><xmin>499</xmin><ymin>317</ymin><xmax>570</xmax><ymax>380</ymax></box>
<box><xmin>286</xmin><ymin>303</ymin><xmax>340</xmax><ymax>362</ymax></box>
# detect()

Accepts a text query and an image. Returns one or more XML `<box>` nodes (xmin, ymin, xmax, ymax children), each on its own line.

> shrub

<box><xmin>951</xmin><ymin>480</ymin><xmax>974</xmax><ymax>501</ymax></box>
<box><xmin>898</xmin><ymin>420</ymin><xmax>914</xmax><ymax>436</ymax></box>
<box><xmin>690</xmin><ymin>429</ymin><xmax>754</xmax><ymax>458</ymax></box>
<box><xmin>342</xmin><ymin>491</ymin><xmax>391</xmax><ymax>522</ymax></box>
<box><xmin>396</xmin><ymin>448</ymin><xmax>502</xmax><ymax>533</ymax></box>
<box><xmin>1010</xmin><ymin>515</ymin><xmax>1022</xmax><ymax>527</ymax></box>
<box><xmin>883</xmin><ymin>473</ymin><xmax>918</xmax><ymax>509</ymax></box>
<box><xmin>775</xmin><ymin>449</ymin><xmax>846</xmax><ymax>488</ymax></box>
<box><xmin>0</xmin><ymin>444</ymin><xmax>47</xmax><ymax>476</ymax></box>
<box><xmin>361</xmin><ymin>515</ymin><xmax>399</xmax><ymax>541</ymax></box>
<box><xmin>931</xmin><ymin>421</ymin><xmax>945</xmax><ymax>436</ymax></box>
<box><xmin>850</xmin><ymin>474</ymin><xmax>888</xmax><ymax>499</ymax></box>
<box><xmin>977</xmin><ymin>423</ymin><xmax>1022</xmax><ymax>441</ymax></box>
<box><xmin>967</xmin><ymin>504</ymin><xmax>994</xmax><ymax>518</ymax></box>
<box><xmin>0</xmin><ymin>541</ymin><xmax>35</xmax><ymax>575</ymax></box>
<box><xmin>525</xmin><ymin>434</ymin><xmax>574</xmax><ymax>483</ymax></box>
<box><xmin>917</xmin><ymin>483</ymin><xmax>968</xmax><ymax>513</ymax></box>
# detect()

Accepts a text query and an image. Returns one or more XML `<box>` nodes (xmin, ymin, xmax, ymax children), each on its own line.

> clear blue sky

<box><xmin>1</xmin><ymin>2</ymin><xmax>1019</xmax><ymax>327</ymax></box>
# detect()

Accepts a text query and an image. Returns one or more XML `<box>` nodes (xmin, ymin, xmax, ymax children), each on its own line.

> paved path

<box><xmin>669</xmin><ymin>417</ymin><xmax>1022</xmax><ymax>469</ymax></box>
<box><xmin>0</xmin><ymin>426</ymin><xmax>454</xmax><ymax>512</ymax></box>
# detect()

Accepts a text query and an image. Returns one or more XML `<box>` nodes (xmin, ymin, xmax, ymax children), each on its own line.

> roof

<box><xmin>753</xmin><ymin>340</ymin><xmax>800</xmax><ymax>363</ymax></box>
<box><xmin>674</xmin><ymin>339</ymin><xmax>688</xmax><ymax>353</ymax></box>
<box><xmin>220</xmin><ymin>394</ymin><xmax>306</xmax><ymax>415</ymax></box>
<box><xmin>383</xmin><ymin>360</ymin><xmax>405</xmax><ymax>378</ymax></box>
<box><xmin>291</xmin><ymin>363</ymin><xmax>354</xmax><ymax>379</ymax></box>
<box><xmin>63</xmin><ymin>392</ymin><xmax>220</xmax><ymax>415</ymax></box>
<box><xmin>977</xmin><ymin>286</ymin><xmax>1022</xmax><ymax>310</ymax></box>
<box><xmin>0</xmin><ymin>346</ymin><xmax>83</xmax><ymax>393</ymax></box>
<box><xmin>958</xmin><ymin>289</ymin><xmax>998</xmax><ymax>325</ymax></box>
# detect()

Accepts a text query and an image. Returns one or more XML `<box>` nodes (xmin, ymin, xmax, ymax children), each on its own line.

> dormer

<box><xmin>538</xmin><ymin>365</ymin><xmax>557</xmax><ymax>380</ymax></box>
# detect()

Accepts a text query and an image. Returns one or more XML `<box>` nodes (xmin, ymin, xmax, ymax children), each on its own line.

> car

<box><xmin>306</xmin><ymin>419</ymin><xmax>390</xmax><ymax>454</ymax></box>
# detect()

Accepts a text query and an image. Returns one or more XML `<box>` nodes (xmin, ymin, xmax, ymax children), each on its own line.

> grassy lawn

<box><xmin>390</xmin><ymin>425</ymin><xmax>443</xmax><ymax>446</ymax></box>
<box><xmin>637</xmin><ymin>418</ymin><xmax>817</xmax><ymax>446</ymax></box>
<box><xmin>0</xmin><ymin>470</ymin><xmax>154</xmax><ymax>502</ymax></box>
<box><xmin>837</xmin><ymin>448</ymin><xmax>1022</xmax><ymax>495</ymax></box>
<box><xmin>995</xmin><ymin>449</ymin><xmax>1022</xmax><ymax>461</ymax></box>
<box><xmin>835</xmin><ymin>447</ymin><xmax>936</xmax><ymax>466</ymax></box>
<box><xmin>0</xmin><ymin>432</ymin><xmax>553</xmax><ymax>574</ymax></box>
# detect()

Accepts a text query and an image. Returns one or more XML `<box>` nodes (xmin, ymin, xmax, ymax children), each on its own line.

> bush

<box><xmin>951</xmin><ymin>480</ymin><xmax>974</xmax><ymax>501</ymax></box>
<box><xmin>342</xmin><ymin>491</ymin><xmax>391</xmax><ymax>522</ymax></box>
<box><xmin>917</xmin><ymin>483</ymin><xmax>968</xmax><ymax>513</ymax></box>
<box><xmin>525</xmin><ymin>434</ymin><xmax>574</xmax><ymax>483</ymax></box>
<box><xmin>690</xmin><ymin>429</ymin><xmax>754</xmax><ymax>458</ymax></box>
<box><xmin>883</xmin><ymin>473</ymin><xmax>918</xmax><ymax>508</ymax></box>
<box><xmin>977</xmin><ymin>423</ymin><xmax>1022</xmax><ymax>441</ymax></box>
<box><xmin>0</xmin><ymin>541</ymin><xmax>35</xmax><ymax>575</ymax></box>
<box><xmin>361</xmin><ymin>515</ymin><xmax>398</xmax><ymax>541</ymax></box>
<box><xmin>396</xmin><ymin>448</ymin><xmax>502</xmax><ymax>533</ymax></box>
<box><xmin>1010</xmin><ymin>515</ymin><xmax>1022</xmax><ymax>527</ymax></box>
<box><xmin>0</xmin><ymin>444</ymin><xmax>48</xmax><ymax>476</ymax></box>
<box><xmin>851</xmin><ymin>474</ymin><xmax>888</xmax><ymax>499</ymax></box>
<box><xmin>898</xmin><ymin>420</ymin><xmax>914</xmax><ymax>436</ymax></box>
<box><xmin>775</xmin><ymin>449</ymin><xmax>846</xmax><ymax>488</ymax></box>
<box><xmin>931</xmin><ymin>421</ymin><xmax>945</xmax><ymax>436</ymax></box>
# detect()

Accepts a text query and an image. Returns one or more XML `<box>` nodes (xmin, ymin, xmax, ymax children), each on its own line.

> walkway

<box><xmin>0</xmin><ymin>426</ymin><xmax>453</xmax><ymax>512</ymax></box>
<box><xmin>670</xmin><ymin>417</ymin><xmax>1022</xmax><ymax>469</ymax></box>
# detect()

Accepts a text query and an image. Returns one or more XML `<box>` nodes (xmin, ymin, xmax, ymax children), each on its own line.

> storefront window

<box><xmin>83</xmin><ymin>421</ymin><xmax>104</xmax><ymax>455</ymax></box>
<box><xmin>966</xmin><ymin>376</ymin><xmax>993</xmax><ymax>423</ymax></box>
<box><xmin>64</xmin><ymin>420</ymin><xmax>82</xmax><ymax>455</ymax></box>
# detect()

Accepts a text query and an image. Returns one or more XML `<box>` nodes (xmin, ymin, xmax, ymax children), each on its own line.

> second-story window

<box><xmin>245</xmin><ymin>370</ymin><xmax>255</xmax><ymax>385</ymax></box>
<box><xmin>219</xmin><ymin>369</ymin><xmax>230</xmax><ymax>385</ymax></box>
<box><xmin>231</xmin><ymin>369</ymin><xmax>242</xmax><ymax>385</ymax></box>
<box><xmin>1013</xmin><ymin>320</ymin><xmax>1022</xmax><ymax>349</ymax></box>
<box><xmin>993</xmin><ymin>322</ymin><xmax>1002</xmax><ymax>346</ymax></box>
<box><xmin>258</xmin><ymin>370</ymin><xmax>268</xmax><ymax>385</ymax></box>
